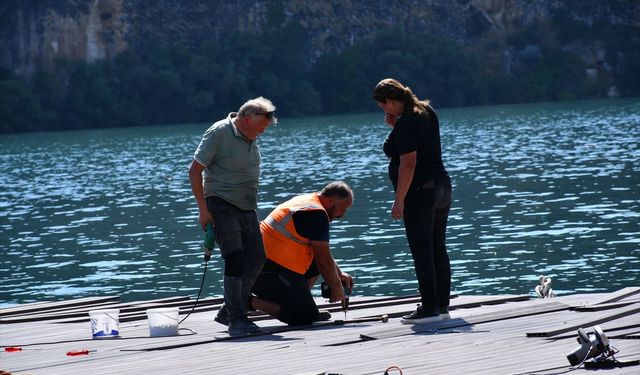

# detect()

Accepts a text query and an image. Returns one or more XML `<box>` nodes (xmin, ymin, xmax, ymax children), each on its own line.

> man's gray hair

<box><xmin>238</xmin><ymin>96</ymin><xmax>276</xmax><ymax>117</ymax></box>
<box><xmin>319</xmin><ymin>181</ymin><xmax>353</xmax><ymax>200</ymax></box>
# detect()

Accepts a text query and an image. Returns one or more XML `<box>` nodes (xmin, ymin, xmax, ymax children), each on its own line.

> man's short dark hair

<box><xmin>319</xmin><ymin>181</ymin><xmax>353</xmax><ymax>200</ymax></box>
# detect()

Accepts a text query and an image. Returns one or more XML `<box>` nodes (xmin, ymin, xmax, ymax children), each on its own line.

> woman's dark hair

<box><xmin>373</xmin><ymin>78</ymin><xmax>430</xmax><ymax>116</ymax></box>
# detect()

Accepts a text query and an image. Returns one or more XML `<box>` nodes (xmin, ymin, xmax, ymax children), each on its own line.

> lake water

<box><xmin>1</xmin><ymin>98</ymin><xmax>638</xmax><ymax>306</ymax></box>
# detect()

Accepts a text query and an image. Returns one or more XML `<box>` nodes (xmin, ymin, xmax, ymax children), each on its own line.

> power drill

<box><xmin>203</xmin><ymin>223</ymin><xmax>215</xmax><ymax>262</ymax></box>
<box><xmin>342</xmin><ymin>287</ymin><xmax>350</xmax><ymax>320</ymax></box>
<box><xmin>321</xmin><ymin>281</ymin><xmax>351</xmax><ymax>319</ymax></box>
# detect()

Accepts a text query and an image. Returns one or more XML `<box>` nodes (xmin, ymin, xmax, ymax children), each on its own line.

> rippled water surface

<box><xmin>1</xmin><ymin>98</ymin><xmax>638</xmax><ymax>305</ymax></box>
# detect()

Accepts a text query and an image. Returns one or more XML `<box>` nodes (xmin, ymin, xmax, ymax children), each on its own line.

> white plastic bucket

<box><xmin>146</xmin><ymin>307</ymin><xmax>180</xmax><ymax>337</ymax></box>
<box><xmin>89</xmin><ymin>309</ymin><xmax>120</xmax><ymax>339</ymax></box>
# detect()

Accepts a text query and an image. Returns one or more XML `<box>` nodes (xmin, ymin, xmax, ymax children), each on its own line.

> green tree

<box><xmin>0</xmin><ymin>72</ymin><xmax>46</xmax><ymax>133</ymax></box>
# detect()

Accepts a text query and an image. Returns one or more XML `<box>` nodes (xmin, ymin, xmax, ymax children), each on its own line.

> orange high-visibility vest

<box><xmin>260</xmin><ymin>193</ymin><xmax>328</xmax><ymax>274</ymax></box>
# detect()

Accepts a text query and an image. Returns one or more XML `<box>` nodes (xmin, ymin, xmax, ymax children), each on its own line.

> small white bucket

<box><xmin>146</xmin><ymin>307</ymin><xmax>180</xmax><ymax>337</ymax></box>
<box><xmin>89</xmin><ymin>309</ymin><xmax>120</xmax><ymax>339</ymax></box>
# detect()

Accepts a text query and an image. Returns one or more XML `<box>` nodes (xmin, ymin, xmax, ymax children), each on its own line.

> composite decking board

<box><xmin>123</xmin><ymin>320</ymin><xmax>371</xmax><ymax>351</ymax></box>
<box><xmin>58</xmin><ymin>303</ymin><xmax>225</xmax><ymax>325</ymax></box>
<box><xmin>55</xmin><ymin>302</ymin><xmax>225</xmax><ymax>324</ymax></box>
<box><xmin>360</xmin><ymin>300</ymin><xmax>569</xmax><ymax>340</ymax></box>
<box><xmin>0</xmin><ymin>296</ymin><xmax>192</xmax><ymax>320</ymax></box>
<box><xmin>51</xmin><ymin>295</ymin><xmax>391</xmax><ymax>325</ymax></box>
<box><xmin>543</xmin><ymin>318</ymin><xmax>640</xmax><ymax>340</ymax></box>
<box><xmin>2</xmin><ymin>346</ymin><xmax>144</xmax><ymax>374</ymax></box>
<box><xmin>0</xmin><ymin>307</ymin><xmax>573</xmax><ymax>348</ymax></box>
<box><xmin>571</xmin><ymin>298</ymin><xmax>640</xmax><ymax>312</ymax></box>
<box><xmin>0</xmin><ymin>301</ymin><xmax>125</xmax><ymax>320</ymax></box>
<box><xmin>25</xmin><ymin>336</ymin><xmax>310</xmax><ymax>373</ymax></box>
<box><xmin>2</xmin><ymin>292</ymin><xmax>639</xmax><ymax>375</ymax></box>
<box><xmin>316</xmin><ymin>294</ymin><xmax>516</xmax><ymax>322</ymax></box>
<box><xmin>311</xmin><ymin>292</ymin><xmax>458</xmax><ymax>313</ymax></box>
<box><xmin>0</xmin><ymin>296</ymin><xmax>225</xmax><ymax>324</ymax></box>
<box><xmin>9</xmin><ymin>336</ymin><xmax>639</xmax><ymax>375</ymax></box>
<box><xmin>608</xmin><ymin>328</ymin><xmax>640</xmax><ymax>339</ymax></box>
<box><xmin>0</xmin><ymin>296</ymin><xmax>121</xmax><ymax>317</ymax></box>
<box><xmin>0</xmin><ymin>318</ymin><xmax>189</xmax><ymax>348</ymax></box>
<box><xmin>591</xmin><ymin>286</ymin><xmax>640</xmax><ymax>305</ymax></box>
<box><xmin>468</xmin><ymin>310</ymin><xmax>640</xmax><ymax>343</ymax></box>
<box><xmin>0</xmin><ymin>298</ymin><xmax>204</xmax><ymax>324</ymax></box>
<box><xmin>370</xmin><ymin>335</ymin><xmax>631</xmax><ymax>375</ymax></box>
<box><xmin>7</xmin><ymin>316</ymin><xmax>410</xmax><ymax>368</ymax></box>
<box><xmin>87</xmin><ymin>295</ymin><xmax>488</xmax><ymax>351</ymax></box>
<box><xmin>321</xmin><ymin>293</ymin><xmax>421</xmax><ymax>307</ymax></box>
<box><xmin>339</xmin><ymin>293</ymin><xmax>532</xmax><ymax>321</ymax></box>
<box><xmin>526</xmin><ymin>303</ymin><xmax>640</xmax><ymax>337</ymax></box>
<box><xmin>585</xmin><ymin>286</ymin><xmax>640</xmax><ymax>306</ymax></box>
<box><xmin>0</xmin><ymin>297</ymin><xmax>183</xmax><ymax>323</ymax></box>
<box><xmin>119</xmin><ymin>295</ymin><xmax>531</xmax><ymax>351</ymax></box>
<box><xmin>191</xmin><ymin>336</ymin><xmax>604</xmax><ymax>373</ymax></box>
<box><xmin>0</xmin><ymin>320</ymin><xmax>117</xmax><ymax>345</ymax></box>
<box><xmin>0</xmin><ymin>293</ymin><xmax>493</xmax><ymax>326</ymax></box>
<box><xmin>382</xmin><ymin>338</ymin><xmax>561</xmax><ymax>373</ymax></box>
<box><xmin>394</xmin><ymin>336</ymin><xmax>582</xmax><ymax>371</ymax></box>
<box><xmin>32</xmin><ymin>295</ymin><xmax>417</xmax><ymax>325</ymax></box>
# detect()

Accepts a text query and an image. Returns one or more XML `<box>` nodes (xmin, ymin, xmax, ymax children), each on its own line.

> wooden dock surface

<box><xmin>1</xmin><ymin>288</ymin><xmax>639</xmax><ymax>374</ymax></box>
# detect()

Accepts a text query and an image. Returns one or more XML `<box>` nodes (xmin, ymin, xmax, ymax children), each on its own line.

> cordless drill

<box><xmin>203</xmin><ymin>223</ymin><xmax>215</xmax><ymax>262</ymax></box>
<box><xmin>321</xmin><ymin>281</ymin><xmax>351</xmax><ymax>319</ymax></box>
<box><xmin>342</xmin><ymin>284</ymin><xmax>351</xmax><ymax>320</ymax></box>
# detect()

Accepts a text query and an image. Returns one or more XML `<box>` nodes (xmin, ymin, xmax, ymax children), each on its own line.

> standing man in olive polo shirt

<box><xmin>188</xmin><ymin>96</ymin><xmax>277</xmax><ymax>336</ymax></box>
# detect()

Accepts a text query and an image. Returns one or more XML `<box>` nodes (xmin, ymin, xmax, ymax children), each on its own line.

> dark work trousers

<box><xmin>402</xmin><ymin>175</ymin><xmax>452</xmax><ymax>313</ymax></box>
<box><xmin>252</xmin><ymin>260</ymin><xmax>319</xmax><ymax>326</ymax></box>
<box><xmin>205</xmin><ymin>196</ymin><xmax>266</xmax><ymax>316</ymax></box>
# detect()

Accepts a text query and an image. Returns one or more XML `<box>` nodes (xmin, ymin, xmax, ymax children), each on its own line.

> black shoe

<box><xmin>401</xmin><ymin>306</ymin><xmax>441</xmax><ymax>324</ymax></box>
<box><xmin>315</xmin><ymin>310</ymin><xmax>332</xmax><ymax>321</ymax></box>
<box><xmin>214</xmin><ymin>305</ymin><xmax>229</xmax><ymax>326</ymax></box>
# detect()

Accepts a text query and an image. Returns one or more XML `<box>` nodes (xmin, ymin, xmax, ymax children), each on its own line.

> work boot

<box><xmin>224</xmin><ymin>275</ymin><xmax>261</xmax><ymax>336</ymax></box>
<box><xmin>214</xmin><ymin>304</ymin><xmax>229</xmax><ymax>326</ymax></box>
<box><xmin>228</xmin><ymin>316</ymin><xmax>261</xmax><ymax>337</ymax></box>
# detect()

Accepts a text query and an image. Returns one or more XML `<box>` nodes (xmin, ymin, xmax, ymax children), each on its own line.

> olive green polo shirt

<box><xmin>193</xmin><ymin>112</ymin><xmax>261</xmax><ymax>210</ymax></box>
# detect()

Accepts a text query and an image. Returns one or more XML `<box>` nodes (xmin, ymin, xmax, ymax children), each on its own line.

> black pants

<box><xmin>403</xmin><ymin>175</ymin><xmax>452</xmax><ymax>313</ymax></box>
<box><xmin>252</xmin><ymin>260</ymin><xmax>319</xmax><ymax>326</ymax></box>
<box><xmin>205</xmin><ymin>196</ymin><xmax>265</xmax><ymax>278</ymax></box>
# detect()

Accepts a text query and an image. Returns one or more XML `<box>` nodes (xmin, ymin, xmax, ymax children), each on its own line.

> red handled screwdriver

<box><xmin>66</xmin><ymin>349</ymin><xmax>96</xmax><ymax>356</ymax></box>
<box><xmin>4</xmin><ymin>346</ymin><xmax>42</xmax><ymax>352</ymax></box>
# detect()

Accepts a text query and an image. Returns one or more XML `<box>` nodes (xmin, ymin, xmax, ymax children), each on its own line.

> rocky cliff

<box><xmin>2</xmin><ymin>0</ymin><xmax>638</xmax><ymax>77</ymax></box>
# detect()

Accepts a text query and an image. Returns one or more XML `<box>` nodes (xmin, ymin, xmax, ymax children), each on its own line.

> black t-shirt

<box><xmin>292</xmin><ymin>210</ymin><xmax>329</xmax><ymax>242</ymax></box>
<box><xmin>290</xmin><ymin>209</ymin><xmax>328</xmax><ymax>278</ymax></box>
<box><xmin>383</xmin><ymin>105</ymin><xmax>447</xmax><ymax>190</ymax></box>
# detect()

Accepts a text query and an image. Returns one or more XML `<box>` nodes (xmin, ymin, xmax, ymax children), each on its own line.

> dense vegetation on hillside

<box><xmin>1</xmin><ymin>14</ymin><xmax>638</xmax><ymax>134</ymax></box>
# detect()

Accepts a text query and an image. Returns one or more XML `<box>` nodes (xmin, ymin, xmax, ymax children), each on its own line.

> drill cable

<box><xmin>179</xmin><ymin>260</ymin><xmax>209</xmax><ymax>325</ymax></box>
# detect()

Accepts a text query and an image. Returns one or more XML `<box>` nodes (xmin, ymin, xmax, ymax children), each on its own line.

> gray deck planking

<box><xmin>583</xmin><ymin>287</ymin><xmax>640</xmax><ymax>306</ymax></box>
<box><xmin>2</xmin><ymin>290</ymin><xmax>639</xmax><ymax>374</ymax></box>
<box><xmin>526</xmin><ymin>303</ymin><xmax>640</xmax><ymax>337</ymax></box>
<box><xmin>0</xmin><ymin>296</ymin><xmax>121</xmax><ymax>317</ymax></box>
<box><xmin>361</xmin><ymin>300</ymin><xmax>571</xmax><ymax>340</ymax></box>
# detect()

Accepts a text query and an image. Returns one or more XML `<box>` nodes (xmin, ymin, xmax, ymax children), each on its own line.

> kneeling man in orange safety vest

<box><xmin>251</xmin><ymin>181</ymin><xmax>355</xmax><ymax>325</ymax></box>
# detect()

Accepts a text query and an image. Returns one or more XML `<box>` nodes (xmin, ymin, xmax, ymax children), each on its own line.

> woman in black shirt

<box><xmin>373</xmin><ymin>78</ymin><xmax>452</xmax><ymax>324</ymax></box>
